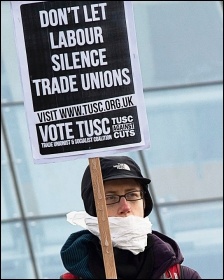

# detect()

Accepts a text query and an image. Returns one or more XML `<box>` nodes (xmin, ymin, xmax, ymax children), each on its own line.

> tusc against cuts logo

<box><xmin>11</xmin><ymin>1</ymin><xmax>150</xmax><ymax>163</ymax></box>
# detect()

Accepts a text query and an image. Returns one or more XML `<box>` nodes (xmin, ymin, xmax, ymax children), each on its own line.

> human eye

<box><xmin>126</xmin><ymin>191</ymin><xmax>140</xmax><ymax>200</ymax></box>
<box><xmin>105</xmin><ymin>194</ymin><xmax>117</xmax><ymax>204</ymax></box>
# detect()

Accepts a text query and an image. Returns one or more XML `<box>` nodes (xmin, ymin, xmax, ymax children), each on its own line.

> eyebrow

<box><xmin>105</xmin><ymin>188</ymin><xmax>142</xmax><ymax>195</ymax></box>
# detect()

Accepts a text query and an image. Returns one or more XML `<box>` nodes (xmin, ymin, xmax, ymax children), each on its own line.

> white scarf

<box><xmin>66</xmin><ymin>211</ymin><xmax>152</xmax><ymax>255</ymax></box>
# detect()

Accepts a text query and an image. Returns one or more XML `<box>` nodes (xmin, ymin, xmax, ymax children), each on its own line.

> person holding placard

<box><xmin>60</xmin><ymin>156</ymin><xmax>202</xmax><ymax>279</ymax></box>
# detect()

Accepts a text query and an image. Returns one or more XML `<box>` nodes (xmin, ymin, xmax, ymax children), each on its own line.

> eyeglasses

<box><xmin>105</xmin><ymin>190</ymin><xmax>144</xmax><ymax>205</ymax></box>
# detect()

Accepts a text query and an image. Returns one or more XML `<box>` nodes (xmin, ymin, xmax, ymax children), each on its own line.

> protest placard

<box><xmin>11</xmin><ymin>2</ymin><xmax>150</xmax><ymax>278</ymax></box>
<box><xmin>11</xmin><ymin>1</ymin><xmax>150</xmax><ymax>164</ymax></box>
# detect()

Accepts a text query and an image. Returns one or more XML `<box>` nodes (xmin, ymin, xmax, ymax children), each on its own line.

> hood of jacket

<box><xmin>60</xmin><ymin>229</ymin><xmax>184</xmax><ymax>279</ymax></box>
<box><xmin>150</xmin><ymin>230</ymin><xmax>184</xmax><ymax>278</ymax></box>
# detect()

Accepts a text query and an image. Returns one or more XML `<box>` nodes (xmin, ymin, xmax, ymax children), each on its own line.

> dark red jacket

<box><xmin>60</xmin><ymin>230</ymin><xmax>202</xmax><ymax>279</ymax></box>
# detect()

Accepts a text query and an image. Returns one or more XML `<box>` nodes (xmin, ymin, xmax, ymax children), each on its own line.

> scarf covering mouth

<box><xmin>67</xmin><ymin>211</ymin><xmax>152</xmax><ymax>255</ymax></box>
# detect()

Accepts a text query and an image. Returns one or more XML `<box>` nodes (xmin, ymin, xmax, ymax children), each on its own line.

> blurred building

<box><xmin>1</xmin><ymin>1</ymin><xmax>223</xmax><ymax>279</ymax></box>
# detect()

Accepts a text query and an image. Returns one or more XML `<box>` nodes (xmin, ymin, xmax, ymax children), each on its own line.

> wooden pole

<box><xmin>89</xmin><ymin>157</ymin><xmax>117</xmax><ymax>279</ymax></box>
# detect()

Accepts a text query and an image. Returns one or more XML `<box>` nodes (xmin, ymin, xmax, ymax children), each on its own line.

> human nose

<box><xmin>118</xmin><ymin>196</ymin><xmax>131</xmax><ymax>215</ymax></box>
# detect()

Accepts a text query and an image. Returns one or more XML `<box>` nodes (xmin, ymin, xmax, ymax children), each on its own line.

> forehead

<box><xmin>104</xmin><ymin>178</ymin><xmax>142</xmax><ymax>192</ymax></box>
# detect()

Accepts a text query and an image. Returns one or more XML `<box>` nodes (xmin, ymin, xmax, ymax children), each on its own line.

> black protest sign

<box><xmin>11</xmin><ymin>1</ymin><xmax>150</xmax><ymax>163</ymax></box>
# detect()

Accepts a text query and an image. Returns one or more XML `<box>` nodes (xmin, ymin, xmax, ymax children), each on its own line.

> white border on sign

<box><xmin>11</xmin><ymin>1</ymin><xmax>150</xmax><ymax>164</ymax></box>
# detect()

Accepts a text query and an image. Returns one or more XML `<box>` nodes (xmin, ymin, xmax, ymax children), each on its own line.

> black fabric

<box><xmin>61</xmin><ymin>230</ymin><xmax>202</xmax><ymax>279</ymax></box>
<box><xmin>81</xmin><ymin>156</ymin><xmax>153</xmax><ymax>217</ymax></box>
<box><xmin>88</xmin><ymin>234</ymin><xmax>154</xmax><ymax>279</ymax></box>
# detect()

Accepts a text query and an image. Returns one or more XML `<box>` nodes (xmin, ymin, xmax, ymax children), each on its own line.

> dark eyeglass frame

<box><xmin>105</xmin><ymin>190</ymin><xmax>144</xmax><ymax>205</ymax></box>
